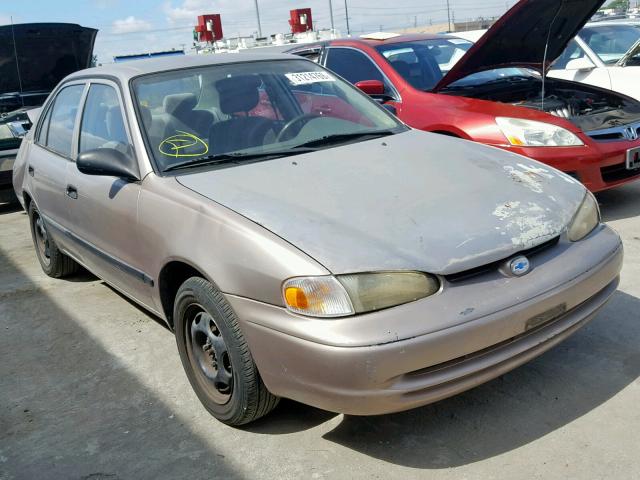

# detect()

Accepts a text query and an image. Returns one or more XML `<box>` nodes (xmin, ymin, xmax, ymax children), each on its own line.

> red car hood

<box><xmin>433</xmin><ymin>0</ymin><xmax>604</xmax><ymax>92</ymax></box>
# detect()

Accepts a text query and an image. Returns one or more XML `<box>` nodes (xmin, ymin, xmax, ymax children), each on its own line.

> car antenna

<box><xmin>10</xmin><ymin>16</ymin><xmax>25</xmax><ymax>108</ymax></box>
<box><xmin>541</xmin><ymin>2</ymin><xmax>563</xmax><ymax>112</ymax></box>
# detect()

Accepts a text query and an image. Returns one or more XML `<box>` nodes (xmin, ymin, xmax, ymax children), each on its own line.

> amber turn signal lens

<box><xmin>285</xmin><ymin>287</ymin><xmax>309</xmax><ymax>309</ymax></box>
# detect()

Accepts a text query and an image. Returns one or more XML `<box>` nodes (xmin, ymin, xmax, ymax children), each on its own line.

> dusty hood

<box><xmin>433</xmin><ymin>0</ymin><xmax>604</xmax><ymax>91</ymax></box>
<box><xmin>177</xmin><ymin>130</ymin><xmax>586</xmax><ymax>275</ymax></box>
<box><xmin>0</xmin><ymin>23</ymin><xmax>97</xmax><ymax>110</ymax></box>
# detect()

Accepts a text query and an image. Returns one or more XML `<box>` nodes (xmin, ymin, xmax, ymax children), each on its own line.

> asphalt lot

<box><xmin>1</xmin><ymin>183</ymin><xmax>639</xmax><ymax>480</ymax></box>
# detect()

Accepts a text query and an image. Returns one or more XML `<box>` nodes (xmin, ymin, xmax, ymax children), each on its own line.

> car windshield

<box><xmin>375</xmin><ymin>38</ymin><xmax>473</xmax><ymax>91</ymax></box>
<box><xmin>131</xmin><ymin>59</ymin><xmax>405</xmax><ymax>172</ymax></box>
<box><xmin>581</xmin><ymin>24</ymin><xmax>640</xmax><ymax>64</ymax></box>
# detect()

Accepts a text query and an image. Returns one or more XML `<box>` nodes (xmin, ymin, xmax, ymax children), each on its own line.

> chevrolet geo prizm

<box><xmin>13</xmin><ymin>54</ymin><xmax>623</xmax><ymax>425</ymax></box>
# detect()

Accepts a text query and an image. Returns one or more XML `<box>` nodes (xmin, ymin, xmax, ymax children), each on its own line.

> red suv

<box><xmin>288</xmin><ymin>0</ymin><xmax>640</xmax><ymax>192</ymax></box>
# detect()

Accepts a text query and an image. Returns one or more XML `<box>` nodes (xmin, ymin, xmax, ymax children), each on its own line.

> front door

<box><xmin>65</xmin><ymin>81</ymin><xmax>152</xmax><ymax>306</ymax></box>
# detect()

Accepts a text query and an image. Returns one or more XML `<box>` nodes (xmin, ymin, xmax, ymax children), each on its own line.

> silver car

<box><xmin>12</xmin><ymin>54</ymin><xmax>623</xmax><ymax>425</ymax></box>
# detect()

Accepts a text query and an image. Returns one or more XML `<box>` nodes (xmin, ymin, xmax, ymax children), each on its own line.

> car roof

<box><xmin>64</xmin><ymin>52</ymin><xmax>302</xmax><ymax>82</ymax></box>
<box><xmin>345</xmin><ymin>33</ymin><xmax>451</xmax><ymax>46</ymax></box>
<box><xmin>585</xmin><ymin>19</ymin><xmax>640</xmax><ymax>27</ymax></box>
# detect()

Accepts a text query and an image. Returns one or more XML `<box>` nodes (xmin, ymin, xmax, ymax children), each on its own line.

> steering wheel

<box><xmin>276</xmin><ymin>113</ymin><xmax>322</xmax><ymax>142</ymax></box>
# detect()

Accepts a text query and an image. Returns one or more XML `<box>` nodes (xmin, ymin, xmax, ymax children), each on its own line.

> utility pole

<box><xmin>446</xmin><ymin>0</ymin><xmax>452</xmax><ymax>32</ymax></box>
<box><xmin>328</xmin><ymin>0</ymin><xmax>335</xmax><ymax>31</ymax></box>
<box><xmin>254</xmin><ymin>0</ymin><xmax>263</xmax><ymax>37</ymax></box>
<box><xmin>344</xmin><ymin>0</ymin><xmax>351</xmax><ymax>35</ymax></box>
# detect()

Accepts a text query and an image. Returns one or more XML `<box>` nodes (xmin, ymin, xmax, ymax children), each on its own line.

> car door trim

<box><xmin>42</xmin><ymin>212</ymin><xmax>155</xmax><ymax>287</ymax></box>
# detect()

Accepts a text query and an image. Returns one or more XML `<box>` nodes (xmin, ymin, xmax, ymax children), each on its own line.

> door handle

<box><xmin>28</xmin><ymin>165</ymin><xmax>34</xmax><ymax>177</ymax></box>
<box><xmin>66</xmin><ymin>185</ymin><xmax>78</xmax><ymax>200</ymax></box>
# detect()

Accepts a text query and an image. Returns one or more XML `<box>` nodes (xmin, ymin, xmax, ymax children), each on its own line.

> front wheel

<box><xmin>174</xmin><ymin>277</ymin><xmax>279</xmax><ymax>426</ymax></box>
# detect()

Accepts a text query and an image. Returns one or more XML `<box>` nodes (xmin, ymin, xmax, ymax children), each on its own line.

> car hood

<box><xmin>177</xmin><ymin>130</ymin><xmax>586</xmax><ymax>275</ymax></box>
<box><xmin>0</xmin><ymin>23</ymin><xmax>97</xmax><ymax>102</ymax></box>
<box><xmin>433</xmin><ymin>0</ymin><xmax>605</xmax><ymax>91</ymax></box>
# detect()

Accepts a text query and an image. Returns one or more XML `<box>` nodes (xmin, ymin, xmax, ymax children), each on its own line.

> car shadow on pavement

<box><xmin>0</xmin><ymin>248</ymin><xmax>244</xmax><ymax>480</ymax></box>
<box><xmin>0</xmin><ymin>201</ymin><xmax>23</xmax><ymax>215</ymax></box>
<box><xmin>597</xmin><ymin>182</ymin><xmax>640</xmax><ymax>222</ymax></box>
<box><xmin>320</xmin><ymin>290</ymin><xmax>640</xmax><ymax>469</ymax></box>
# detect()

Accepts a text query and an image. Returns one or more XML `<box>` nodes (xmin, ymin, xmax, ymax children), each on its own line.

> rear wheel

<box><xmin>174</xmin><ymin>277</ymin><xmax>279</xmax><ymax>426</ymax></box>
<box><xmin>28</xmin><ymin>202</ymin><xmax>78</xmax><ymax>278</ymax></box>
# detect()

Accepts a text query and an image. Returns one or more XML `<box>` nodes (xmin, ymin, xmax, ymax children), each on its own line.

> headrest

<box><xmin>139</xmin><ymin>104</ymin><xmax>152</xmax><ymax>127</ymax></box>
<box><xmin>106</xmin><ymin>105</ymin><xmax>126</xmax><ymax>142</ymax></box>
<box><xmin>163</xmin><ymin>93</ymin><xmax>198</xmax><ymax>116</ymax></box>
<box><xmin>215</xmin><ymin>75</ymin><xmax>261</xmax><ymax>114</ymax></box>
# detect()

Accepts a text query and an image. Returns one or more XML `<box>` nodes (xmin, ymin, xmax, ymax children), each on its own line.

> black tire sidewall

<box><xmin>28</xmin><ymin>202</ymin><xmax>59</xmax><ymax>276</ymax></box>
<box><xmin>174</xmin><ymin>277</ymin><xmax>254</xmax><ymax>425</ymax></box>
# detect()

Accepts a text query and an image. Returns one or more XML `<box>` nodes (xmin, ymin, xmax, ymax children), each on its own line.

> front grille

<box><xmin>587</xmin><ymin>122</ymin><xmax>640</xmax><ymax>143</ymax></box>
<box><xmin>445</xmin><ymin>236</ymin><xmax>560</xmax><ymax>284</ymax></box>
<box><xmin>601</xmin><ymin>162</ymin><xmax>640</xmax><ymax>183</ymax></box>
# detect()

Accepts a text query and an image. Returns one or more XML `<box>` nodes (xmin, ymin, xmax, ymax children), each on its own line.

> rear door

<box><xmin>65</xmin><ymin>80</ymin><xmax>152</xmax><ymax>306</ymax></box>
<box><xmin>28</xmin><ymin>82</ymin><xmax>86</xmax><ymax>249</ymax></box>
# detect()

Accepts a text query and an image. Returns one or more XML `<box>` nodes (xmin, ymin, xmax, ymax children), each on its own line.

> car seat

<box><xmin>208</xmin><ymin>75</ymin><xmax>276</xmax><ymax>155</ymax></box>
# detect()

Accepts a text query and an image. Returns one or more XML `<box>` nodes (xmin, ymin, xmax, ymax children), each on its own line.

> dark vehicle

<box><xmin>0</xmin><ymin>23</ymin><xmax>96</xmax><ymax>203</ymax></box>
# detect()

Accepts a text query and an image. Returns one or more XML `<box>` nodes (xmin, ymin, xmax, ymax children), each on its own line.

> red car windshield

<box><xmin>376</xmin><ymin>38</ymin><xmax>472</xmax><ymax>91</ymax></box>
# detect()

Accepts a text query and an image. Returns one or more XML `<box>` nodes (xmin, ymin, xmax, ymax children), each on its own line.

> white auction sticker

<box><xmin>285</xmin><ymin>71</ymin><xmax>336</xmax><ymax>85</ymax></box>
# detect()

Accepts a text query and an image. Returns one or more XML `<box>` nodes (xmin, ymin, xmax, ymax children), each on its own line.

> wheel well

<box><xmin>158</xmin><ymin>261</ymin><xmax>206</xmax><ymax>329</ymax></box>
<box><xmin>23</xmin><ymin>191</ymin><xmax>32</xmax><ymax>210</ymax></box>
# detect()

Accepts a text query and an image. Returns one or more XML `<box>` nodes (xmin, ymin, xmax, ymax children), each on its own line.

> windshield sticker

<box><xmin>285</xmin><ymin>71</ymin><xmax>336</xmax><ymax>86</ymax></box>
<box><xmin>159</xmin><ymin>131</ymin><xmax>209</xmax><ymax>158</ymax></box>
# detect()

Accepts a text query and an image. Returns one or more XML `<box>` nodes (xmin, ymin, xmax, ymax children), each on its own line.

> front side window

<box><xmin>41</xmin><ymin>84</ymin><xmax>85</xmax><ymax>157</ymax></box>
<box><xmin>325</xmin><ymin>48</ymin><xmax>386</xmax><ymax>85</ymax></box>
<box><xmin>376</xmin><ymin>38</ymin><xmax>473</xmax><ymax>91</ymax></box>
<box><xmin>79</xmin><ymin>84</ymin><xmax>129</xmax><ymax>154</ymax></box>
<box><xmin>132</xmin><ymin>59</ymin><xmax>405</xmax><ymax>172</ymax></box>
<box><xmin>581</xmin><ymin>25</ymin><xmax>640</xmax><ymax>64</ymax></box>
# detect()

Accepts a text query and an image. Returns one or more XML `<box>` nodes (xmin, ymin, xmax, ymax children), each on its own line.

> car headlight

<box><xmin>496</xmin><ymin>117</ymin><xmax>584</xmax><ymax>147</ymax></box>
<box><xmin>283</xmin><ymin>272</ymin><xmax>440</xmax><ymax>318</ymax></box>
<box><xmin>567</xmin><ymin>192</ymin><xmax>600</xmax><ymax>242</ymax></box>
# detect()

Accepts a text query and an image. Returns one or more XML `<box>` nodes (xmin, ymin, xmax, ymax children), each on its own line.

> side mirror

<box><xmin>565</xmin><ymin>57</ymin><xmax>596</xmax><ymax>71</ymax></box>
<box><xmin>355</xmin><ymin>80</ymin><xmax>386</xmax><ymax>96</ymax></box>
<box><xmin>77</xmin><ymin>148</ymin><xmax>139</xmax><ymax>181</ymax></box>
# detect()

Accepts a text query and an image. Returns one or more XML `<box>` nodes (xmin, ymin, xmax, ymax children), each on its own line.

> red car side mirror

<box><xmin>355</xmin><ymin>80</ymin><xmax>385</xmax><ymax>96</ymax></box>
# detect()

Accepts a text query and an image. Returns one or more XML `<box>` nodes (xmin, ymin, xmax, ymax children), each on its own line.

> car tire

<box><xmin>28</xmin><ymin>202</ymin><xmax>79</xmax><ymax>278</ymax></box>
<box><xmin>174</xmin><ymin>277</ymin><xmax>279</xmax><ymax>426</ymax></box>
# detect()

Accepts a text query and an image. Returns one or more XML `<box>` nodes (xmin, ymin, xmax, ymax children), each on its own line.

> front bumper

<box><xmin>228</xmin><ymin>225</ymin><xmax>623</xmax><ymax>416</ymax></box>
<box><xmin>503</xmin><ymin>141</ymin><xmax>640</xmax><ymax>192</ymax></box>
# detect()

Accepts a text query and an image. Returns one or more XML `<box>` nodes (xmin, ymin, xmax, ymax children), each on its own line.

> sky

<box><xmin>0</xmin><ymin>0</ymin><xmax>554</xmax><ymax>62</ymax></box>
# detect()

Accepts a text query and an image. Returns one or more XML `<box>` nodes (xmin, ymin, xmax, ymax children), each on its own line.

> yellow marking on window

<box><xmin>159</xmin><ymin>131</ymin><xmax>209</xmax><ymax>158</ymax></box>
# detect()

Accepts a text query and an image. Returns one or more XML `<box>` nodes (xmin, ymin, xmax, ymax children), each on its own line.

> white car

<box><xmin>549</xmin><ymin>21</ymin><xmax>640</xmax><ymax>101</ymax></box>
<box><xmin>452</xmin><ymin>22</ymin><xmax>640</xmax><ymax>102</ymax></box>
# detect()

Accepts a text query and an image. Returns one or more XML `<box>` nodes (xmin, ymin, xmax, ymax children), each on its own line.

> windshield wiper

<box><xmin>292</xmin><ymin>130</ymin><xmax>396</xmax><ymax>149</ymax></box>
<box><xmin>163</xmin><ymin>148</ymin><xmax>317</xmax><ymax>173</ymax></box>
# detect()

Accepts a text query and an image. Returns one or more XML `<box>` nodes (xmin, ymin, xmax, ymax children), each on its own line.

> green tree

<box><xmin>606</xmin><ymin>0</ymin><xmax>630</xmax><ymax>11</ymax></box>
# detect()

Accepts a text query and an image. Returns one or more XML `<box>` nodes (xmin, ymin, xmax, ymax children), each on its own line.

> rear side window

<box><xmin>41</xmin><ymin>84</ymin><xmax>85</xmax><ymax>157</ymax></box>
<box><xmin>80</xmin><ymin>84</ymin><xmax>129</xmax><ymax>154</ymax></box>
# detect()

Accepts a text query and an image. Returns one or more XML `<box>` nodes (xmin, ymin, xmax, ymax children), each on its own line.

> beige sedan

<box><xmin>12</xmin><ymin>54</ymin><xmax>622</xmax><ymax>425</ymax></box>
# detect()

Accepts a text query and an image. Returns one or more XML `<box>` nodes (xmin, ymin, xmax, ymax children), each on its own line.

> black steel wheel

<box><xmin>174</xmin><ymin>277</ymin><xmax>279</xmax><ymax>426</ymax></box>
<box><xmin>28</xmin><ymin>202</ymin><xmax>78</xmax><ymax>278</ymax></box>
